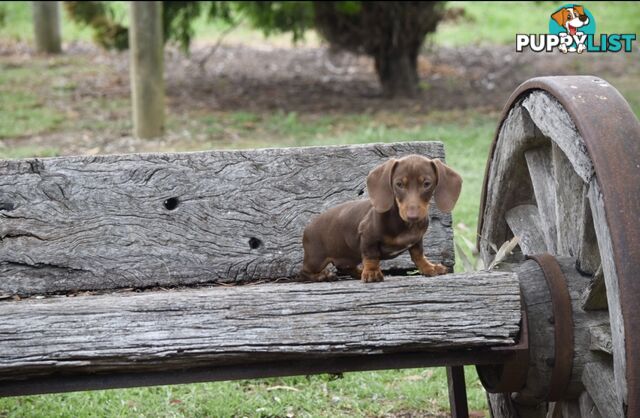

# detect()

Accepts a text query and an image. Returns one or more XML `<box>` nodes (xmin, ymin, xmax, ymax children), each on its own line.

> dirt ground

<box><xmin>1</xmin><ymin>39</ymin><xmax>638</xmax><ymax>155</ymax></box>
<box><xmin>170</xmin><ymin>41</ymin><xmax>639</xmax><ymax>113</ymax></box>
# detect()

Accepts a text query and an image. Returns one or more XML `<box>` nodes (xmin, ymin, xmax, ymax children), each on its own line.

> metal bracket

<box><xmin>528</xmin><ymin>253</ymin><xmax>575</xmax><ymax>401</ymax></box>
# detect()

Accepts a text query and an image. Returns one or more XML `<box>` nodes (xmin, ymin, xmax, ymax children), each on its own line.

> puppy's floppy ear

<box><xmin>432</xmin><ymin>159</ymin><xmax>462</xmax><ymax>213</ymax></box>
<box><xmin>551</xmin><ymin>8</ymin><xmax>569</xmax><ymax>26</ymax></box>
<box><xmin>574</xmin><ymin>5</ymin><xmax>585</xmax><ymax>16</ymax></box>
<box><xmin>367</xmin><ymin>159</ymin><xmax>398</xmax><ymax>213</ymax></box>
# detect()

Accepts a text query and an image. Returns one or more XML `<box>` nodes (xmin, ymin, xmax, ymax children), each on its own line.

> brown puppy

<box><xmin>300</xmin><ymin>154</ymin><xmax>462</xmax><ymax>282</ymax></box>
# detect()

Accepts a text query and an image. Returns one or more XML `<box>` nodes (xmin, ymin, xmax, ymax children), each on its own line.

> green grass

<box><xmin>0</xmin><ymin>63</ymin><xmax>66</xmax><ymax>138</ymax></box>
<box><xmin>435</xmin><ymin>1</ymin><xmax>640</xmax><ymax>47</ymax></box>
<box><xmin>5</xmin><ymin>1</ymin><xmax>639</xmax><ymax>49</ymax></box>
<box><xmin>0</xmin><ymin>367</ymin><xmax>488</xmax><ymax>417</ymax></box>
<box><xmin>0</xmin><ymin>90</ymin><xmax>64</xmax><ymax>138</ymax></box>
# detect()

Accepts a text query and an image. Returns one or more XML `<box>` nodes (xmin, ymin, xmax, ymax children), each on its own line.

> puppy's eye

<box><xmin>395</xmin><ymin>181</ymin><xmax>404</xmax><ymax>188</ymax></box>
<box><xmin>423</xmin><ymin>181</ymin><xmax>431</xmax><ymax>189</ymax></box>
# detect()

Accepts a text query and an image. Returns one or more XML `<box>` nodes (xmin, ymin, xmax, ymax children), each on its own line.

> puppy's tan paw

<box><xmin>361</xmin><ymin>268</ymin><xmax>384</xmax><ymax>283</ymax></box>
<box><xmin>433</xmin><ymin>263</ymin><xmax>448</xmax><ymax>275</ymax></box>
<box><xmin>300</xmin><ymin>269</ymin><xmax>336</xmax><ymax>282</ymax></box>
<box><xmin>417</xmin><ymin>261</ymin><xmax>448</xmax><ymax>276</ymax></box>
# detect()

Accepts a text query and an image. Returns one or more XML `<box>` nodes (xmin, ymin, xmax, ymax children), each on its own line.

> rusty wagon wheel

<box><xmin>476</xmin><ymin>76</ymin><xmax>640</xmax><ymax>417</ymax></box>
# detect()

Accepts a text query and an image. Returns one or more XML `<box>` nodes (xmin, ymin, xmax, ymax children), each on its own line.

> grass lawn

<box><xmin>1</xmin><ymin>1</ymin><xmax>639</xmax><ymax>417</ymax></box>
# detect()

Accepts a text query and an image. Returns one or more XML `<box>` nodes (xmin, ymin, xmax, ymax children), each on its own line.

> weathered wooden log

<box><xmin>0</xmin><ymin>142</ymin><xmax>453</xmax><ymax>296</ymax></box>
<box><xmin>0</xmin><ymin>272</ymin><xmax>520</xmax><ymax>383</ymax></box>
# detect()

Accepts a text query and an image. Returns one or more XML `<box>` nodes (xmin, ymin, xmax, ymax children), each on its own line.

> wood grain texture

<box><xmin>581</xmin><ymin>265</ymin><xmax>607</xmax><ymax>311</ymax></box>
<box><xmin>0</xmin><ymin>272</ymin><xmax>520</xmax><ymax>381</ymax></box>
<box><xmin>505</xmin><ymin>204</ymin><xmax>546</xmax><ymax>255</ymax></box>
<box><xmin>589</xmin><ymin>323</ymin><xmax>612</xmax><ymax>355</ymax></box>
<box><xmin>481</xmin><ymin>91</ymin><xmax>596</xmax><ymax>264</ymax></box>
<box><xmin>480</xmin><ymin>104</ymin><xmax>539</xmax><ymax>264</ymax></box>
<box><xmin>577</xmin><ymin>185</ymin><xmax>601</xmax><ymax>276</ymax></box>
<box><xmin>588</xmin><ymin>178</ymin><xmax>627</xmax><ymax>406</ymax></box>
<box><xmin>509</xmin><ymin>258</ymin><xmax>609</xmax><ymax>405</ymax></box>
<box><xmin>521</xmin><ymin>92</ymin><xmax>594</xmax><ymax>183</ymax></box>
<box><xmin>524</xmin><ymin>147</ymin><xmax>557</xmax><ymax>253</ymax></box>
<box><xmin>582</xmin><ymin>359</ymin><xmax>624</xmax><ymax>418</ymax></box>
<box><xmin>552</xmin><ymin>144</ymin><xmax>586</xmax><ymax>258</ymax></box>
<box><xmin>579</xmin><ymin>390</ymin><xmax>603</xmax><ymax>418</ymax></box>
<box><xmin>560</xmin><ymin>401</ymin><xmax>582</xmax><ymax>418</ymax></box>
<box><xmin>0</xmin><ymin>142</ymin><xmax>454</xmax><ymax>295</ymax></box>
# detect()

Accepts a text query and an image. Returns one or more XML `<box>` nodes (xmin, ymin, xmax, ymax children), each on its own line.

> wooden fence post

<box><xmin>129</xmin><ymin>1</ymin><xmax>165</xmax><ymax>139</ymax></box>
<box><xmin>32</xmin><ymin>1</ymin><xmax>62</xmax><ymax>54</ymax></box>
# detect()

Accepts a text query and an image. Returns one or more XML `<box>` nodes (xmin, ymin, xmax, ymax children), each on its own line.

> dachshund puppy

<box><xmin>300</xmin><ymin>154</ymin><xmax>462</xmax><ymax>283</ymax></box>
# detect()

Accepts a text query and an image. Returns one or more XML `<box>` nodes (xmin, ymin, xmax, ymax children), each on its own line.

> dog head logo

<box><xmin>551</xmin><ymin>5</ymin><xmax>589</xmax><ymax>35</ymax></box>
<box><xmin>517</xmin><ymin>5</ymin><xmax>635</xmax><ymax>53</ymax></box>
<box><xmin>549</xmin><ymin>4</ymin><xmax>595</xmax><ymax>53</ymax></box>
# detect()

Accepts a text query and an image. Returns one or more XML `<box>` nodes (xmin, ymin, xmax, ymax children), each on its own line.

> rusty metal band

<box><xmin>476</xmin><ymin>309</ymin><xmax>530</xmax><ymax>393</ymax></box>
<box><xmin>478</xmin><ymin>76</ymin><xmax>640</xmax><ymax>414</ymax></box>
<box><xmin>528</xmin><ymin>254</ymin><xmax>574</xmax><ymax>401</ymax></box>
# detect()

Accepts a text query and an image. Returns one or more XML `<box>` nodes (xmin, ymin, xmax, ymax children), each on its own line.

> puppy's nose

<box><xmin>579</xmin><ymin>14</ymin><xmax>588</xmax><ymax>22</ymax></box>
<box><xmin>406</xmin><ymin>206</ymin><xmax>421</xmax><ymax>222</ymax></box>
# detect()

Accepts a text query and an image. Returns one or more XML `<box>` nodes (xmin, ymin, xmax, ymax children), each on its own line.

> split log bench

<box><xmin>0</xmin><ymin>141</ymin><xmax>520</xmax><ymax>406</ymax></box>
<box><xmin>1</xmin><ymin>76</ymin><xmax>639</xmax><ymax>418</ymax></box>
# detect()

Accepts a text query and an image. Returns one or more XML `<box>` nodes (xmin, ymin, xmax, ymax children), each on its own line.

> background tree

<box><xmin>64</xmin><ymin>1</ymin><xmax>444</xmax><ymax>97</ymax></box>
<box><xmin>313</xmin><ymin>2</ymin><xmax>443</xmax><ymax>97</ymax></box>
<box><xmin>32</xmin><ymin>1</ymin><xmax>62</xmax><ymax>53</ymax></box>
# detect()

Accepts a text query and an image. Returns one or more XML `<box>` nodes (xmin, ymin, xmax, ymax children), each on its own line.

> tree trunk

<box><xmin>32</xmin><ymin>1</ymin><xmax>62</xmax><ymax>54</ymax></box>
<box><xmin>129</xmin><ymin>1</ymin><xmax>165</xmax><ymax>139</ymax></box>
<box><xmin>374</xmin><ymin>48</ymin><xmax>420</xmax><ymax>98</ymax></box>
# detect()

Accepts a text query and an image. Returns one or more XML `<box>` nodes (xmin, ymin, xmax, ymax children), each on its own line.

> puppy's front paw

<box><xmin>416</xmin><ymin>260</ymin><xmax>448</xmax><ymax>276</ymax></box>
<box><xmin>433</xmin><ymin>263</ymin><xmax>448</xmax><ymax>275</ymax></box>
<box><xmin>361</xmin><ymin>268</ymin><xmax>384</xmax><ymax>283</ymax></box>
<box><xmin>299</xmin><ymin>269</ymin><xmax>336</xmax><ymax>282</ymax></box>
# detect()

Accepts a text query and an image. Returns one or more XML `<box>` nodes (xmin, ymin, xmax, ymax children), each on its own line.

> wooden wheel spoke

<box><xmin>581</xmin><ymin>265</ymin><xmax>607</xmax><ymax>311</ymax></box>
<box><xmin>551</xmin><ymin>144</ymin><xmax>586</xmax><ymax>257</ymax></box>
<box><xmin>582</xmin><ymin>359</ymin><xmax>624</xmax><ymax>418</ymax></box>
<box><xmin>576</xmin><ymin>186</ymin><xmax>601</xmax><ymax>276</ymax></box>
<box><xmin>579</xmin><ymin>391</ymin><xmax>603</xmax><ymax>418</ymax></box>
<box><xmin>505</xmin><ymin>204</ymin><xmax>546</xmax><ymax>255</ymax></box>
<box><xmin>559</xmin><ymin>400</ymin><xmax>581</xmax><ymax>418</ymax></box>
<box><xmin>524</xmin><ymin>147</ymin><xmax>557</xmax><ymax>253</ymax></box>
<box><xmin>589</xmin><ymin>323</ymin><xmax>613</xmax><ymax>355</ymax></box>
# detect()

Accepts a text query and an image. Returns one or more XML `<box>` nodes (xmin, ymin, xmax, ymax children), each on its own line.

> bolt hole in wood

<box><xmin>249</xmin><ymin>237</ymin><xmax>263</xmax><ymax>250</ymax></box>
<box><xmin>163</xmin><ymin>197</ymin><xmax>180</xmax><ymax>210</ymax></box>
<box><xmin>358</xmin><ymin>188</ymin><xmax>365</xmax><ymax>196</ymax></box>
<box><xmin>0</xmin><ymin>201</ymin><xmax>15</xmax><ymax>211</ymax></box>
